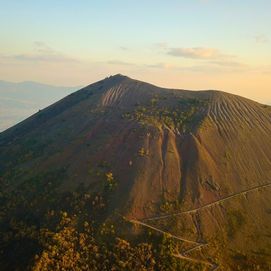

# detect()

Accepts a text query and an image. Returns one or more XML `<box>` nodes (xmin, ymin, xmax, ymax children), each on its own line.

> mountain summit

<box><xmin>0</xmin><ymin>75</ymin><xmax>271</xmax><ymax>270</ymax></box>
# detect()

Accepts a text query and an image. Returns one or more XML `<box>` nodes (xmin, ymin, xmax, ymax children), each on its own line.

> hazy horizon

<box><xmin>0</xmin><ymin>0</ymin><xmax>270</xmax><ymax>105</ymax></box>
<box><xmin>1</xmin><ymin>75</ymin><xmax>270</xmax><ymax>133</ymax></box>
<box><xmin>0</xmin><ymin>80</ymin><xmax>78</xmax><ymax>132</ymax></box>
<box><xmin>1</xmin><ymin>75</ymin><xmax>271</xmax><ymax>104</ymax></box>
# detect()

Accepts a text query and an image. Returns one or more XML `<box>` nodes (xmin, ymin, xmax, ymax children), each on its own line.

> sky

<box><xmin>0</xmin><ymin>0</ymin><xmax>271</xmax><ymax>104</ymax></box>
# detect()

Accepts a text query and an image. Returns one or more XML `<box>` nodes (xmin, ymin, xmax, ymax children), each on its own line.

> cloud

<box><xmin>10</xmin><ymin>53</ymin><xmax>78</xmax><ymax>63</ymax></box>
<box><xmin>209</xmin><ymin>60</ymin><xmax>246</xmax><ymax>68</ymax></box>
<box><xmin>34</xmin><ymin>41</ymin><xmax>55</xmax><ymax>53</ymax></box>
<box><xmin>261</xmin><ymin>68</ymin><xmax>271</xmax><ymax>75</ymax></box>
<box><xmin>119</xmin><ymin>46</ymin><xmax>128</xmax><ymax>51</ymax></box>
<box><xmin>154</xmin><ymin>42</ymin><xmax>168</xmax><ymax>49</ymax></box>
<box><xmin>167</xmin><ymin>47</ymin><xmax>231</xmax><ymax>60</ymax></box>
<box><xmin>166</xmin><ymin>46</ymin><xmax>247</xmax><ymax>68</ymax></box>
<box><xmin>1</xmin><ymin>42</ymin><xmax>79</xmax><ymax>63</ymax></box>
<box><xmin>145</xmin><ymin>61</ymin><xmax>248</xmax><ymax>74</ymax></box>
<box><xmin>146</xmin><ymin>62</ymin><xmax>175</xmax><ymax>69</ymax></box>
<box><xmin>254</xmin><ymin>34</ymin><xmax>269</xmax><ymax>43</ymax></box>
<box><xmin>107</xmin><ymin>60</ymin><xmax>135</xmax><ymax>66</ymax></box>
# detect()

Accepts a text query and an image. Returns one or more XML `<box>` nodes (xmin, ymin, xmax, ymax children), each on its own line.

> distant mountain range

<box><xmin>0</xmin><ymin>80</ymin><xmax>79</xmax><ymax>132</ymax></box>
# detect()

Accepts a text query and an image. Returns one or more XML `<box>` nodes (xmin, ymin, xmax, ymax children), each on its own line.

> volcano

<box><xmin>0</xmin><ymin>74</ymin><xmax>271</xmax><ymax>270</ymax></box>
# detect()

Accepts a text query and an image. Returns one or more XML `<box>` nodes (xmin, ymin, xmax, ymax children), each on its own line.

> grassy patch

<box><xmin>122</xmin><ymin>96</ymin><xmax>206</xmax><ymax>133</ymax></box>
<box><xmin>227</xmin><ymin>210</ymin><xmax>245</xmax><ymax>239</ymax></box>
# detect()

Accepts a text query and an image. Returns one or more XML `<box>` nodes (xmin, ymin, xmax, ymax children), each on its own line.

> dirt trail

<box><xmin>182</xmin><ymin>243</ymin><xmax>206</xmax><ymax>255</ymax></box>
<box><xmin>173</xmin><ymin>253</ymin><xmax>217</xmax><ymax>268</ymax></box>
<box><xmin>143</xmin><ymin>182</ymin><xmax>271</xmax><ymax>221</ymax></box>
<box><xmin>129</xmin><ymin>218</ymin><xmax>215</xmax><ymax>270</ymax></box>
<box><xmin>126</xmin><ymin>182</ymin><xmax>271</xmax><ymax>271</ymax></box>
<box><xmin>129</xmin><ymin>219</ymin><xmax>201</xmax><ymax>245</ymax></box>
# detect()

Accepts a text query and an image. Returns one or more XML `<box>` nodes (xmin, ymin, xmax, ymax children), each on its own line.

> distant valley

<box><xmin>0</xmin><ymin>80</ymin><xmax>79</xmax><ymax>132</ymax></box>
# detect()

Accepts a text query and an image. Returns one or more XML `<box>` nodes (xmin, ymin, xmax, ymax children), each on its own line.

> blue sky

<box><xmin>0</xmin><ymin>0</ymin><xmax>270</xmax><ymax>103</ymax></box>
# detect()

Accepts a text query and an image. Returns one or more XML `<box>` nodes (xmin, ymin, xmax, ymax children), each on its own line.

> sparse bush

<box><xmin>227</xmin><ymin>210</ymin><xmax>245</xmax><ymax>239</ymax></box>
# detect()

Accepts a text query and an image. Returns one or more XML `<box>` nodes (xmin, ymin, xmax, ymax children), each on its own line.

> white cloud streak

<box><xmin>167</xmin><ymin>47</ymin><xmax>232</xmax><ymax>60</ymax></box>
<box><xmin>254</xmin><ymin>34</ymin><xmax>269</xmax><ymax>44</ymax></box>
<box><xmin>1</xmin><ymin>42</ymin><xmax>79</xmax><ymax>63</ymax></box>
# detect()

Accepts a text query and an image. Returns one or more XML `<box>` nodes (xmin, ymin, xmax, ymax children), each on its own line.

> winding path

<box><xmin>173</xmin><ymin>253</ymin><xmax>217</xmax><ymax>269</ymax></box>
<box><xmin>143</xmin><ymin>182</ymin><xmax>271</xmax><ymax>222</ymax></box>
<box><xmin>126</xmin><ymin>182</ymin><xmax>271</xmax><ymax>271</ymax></box>
<box><xmin>129</xmin><ymin>219</ymin><xmax>201</xmax><ymax>245</ymax></box>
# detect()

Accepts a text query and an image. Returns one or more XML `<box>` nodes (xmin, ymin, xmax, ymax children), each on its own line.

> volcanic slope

<box><xmin>0</xmin><ymin>74</ymin><xmax>271</xmax><ymax>270</ymax></box>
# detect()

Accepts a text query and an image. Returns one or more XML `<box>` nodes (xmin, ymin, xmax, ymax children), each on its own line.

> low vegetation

<box><xmin>0</xmin><ymin>167</ymin><xmax>203</xmax><ymax>271</ymax></box>
<box><xmin>122</xmin><ymin>97</ymin><xmax>206</xmax><ymax>133</ymax></box>
<box><xmin>226</xmin><ymin>210</ymin><xmax>245</xmax><ymax>239</ymax></box>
